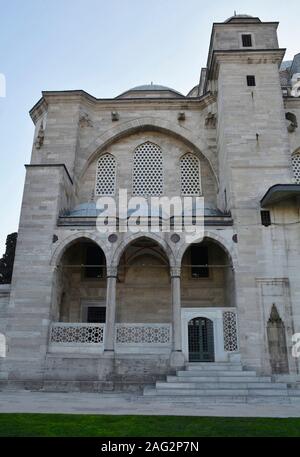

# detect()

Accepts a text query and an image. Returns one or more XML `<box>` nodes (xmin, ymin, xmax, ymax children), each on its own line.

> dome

<box><xmin>117</xmin><ymin>83</ymin><xmax>184</xmax><ymax>99</ymax></box>
<box><xmin>224</xmin><ymin>14</ymin><xmax>261</xmax><ymax>23</ymax></box>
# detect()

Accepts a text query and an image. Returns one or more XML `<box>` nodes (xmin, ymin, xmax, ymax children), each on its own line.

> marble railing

<box><xmin>115</xmin><ymin>323</ymin><xmax>172</xmax><ymax>345</ymax></box>
<box><xmin>223</xmin><ymin>310</ymin><xmax>238</xmax><ymax>352</ymax></box>
<box><xmin>49</xmin><ymin>322</ymin><xmax>105</xmax><ymax>345</ymax></box>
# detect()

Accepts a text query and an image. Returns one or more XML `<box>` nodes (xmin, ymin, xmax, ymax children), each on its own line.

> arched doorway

<box><xmin>180</xmin><ymin>237</ymin><xmax>238</xmax><ymax>362</ymax></box>
<box><xmin>181</xmin><ymin>237</ymin><xmax>235</xmax><ymax>309</ymax></box>
<box><xmin>188</xmin><ymin>317</ymin><xmax>214</xmax><ymax>362</ymax></box>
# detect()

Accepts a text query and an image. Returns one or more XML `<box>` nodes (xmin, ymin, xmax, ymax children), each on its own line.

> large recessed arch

<box><xmin>78</xmin><ymin>117</ymin><xmax>218</xmax><ymax>186</ymax></box>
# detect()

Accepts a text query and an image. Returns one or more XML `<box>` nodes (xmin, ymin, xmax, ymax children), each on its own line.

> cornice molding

<box><xmin>25</xmin><ymin>163</ymin><xmax>73</xmax><ymax>185</ymax></box>
<box><xmin>29</xmin><ymin>91</ymin><xmax>216</xmax><ymax>123</ymax></box>
<box><xmin>208</xmin><ymin>48</ymin><xmax>286</xmax><ymax>80</ymax></box>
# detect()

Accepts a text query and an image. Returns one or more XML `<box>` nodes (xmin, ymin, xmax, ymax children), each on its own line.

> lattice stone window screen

<box><xmin>50</xmin><ymin>323</ymin><xmax>104</xmax><ymax>344</ymax></box>
<box><xmin>180</xmin><ymin>153</ymin><xmax>201</xmax><ymax>196</ymax></box>
<box><xmin>292</xmin><ymin>152</ymin><xmax>300</xmax><ymax>184</ymax></box>
<box><xmin>116</xmin><ymin>324</ymin><xmax>171</xmax><ymax>344</ymax></box>
<box><xmin>223</xmin><ymin>311</ymin><xmax>238</xmax><ymax>352</ymax></box>
<box><xmin>95</xmin><ymin>153</ymin><xmax>116</xmax><ymax>196</ymax></box>
<box><xmin>132</xmin><ymin>142</ymin><xmax>163</xmax><ymax>196</ymax></box>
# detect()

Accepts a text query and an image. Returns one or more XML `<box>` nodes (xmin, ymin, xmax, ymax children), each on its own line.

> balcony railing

<box><xmin>48</xmin><ymin>316</ymin><xmax>237</xmax><ymax>356</ymax></box>
<box><xmin>48</xmin><ymin>322</ymin><xmax>172</xmax><ymax>354</ymax></box>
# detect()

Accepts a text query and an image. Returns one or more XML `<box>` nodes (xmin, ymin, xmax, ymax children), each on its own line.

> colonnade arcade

<box><xmin>49</xmin><ymin>235</ymin><xmax>238</xmax><ymax>363</ymax></box>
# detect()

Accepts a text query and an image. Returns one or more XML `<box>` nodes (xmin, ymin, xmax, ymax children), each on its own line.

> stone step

<box><xmin>143</xmin><ymin>387</ymin><xmax>248</xmax><ymax>403</ymax></box>
<box><xmin>145</xmin><ymin>387</ymin><xmax>288</xmax><ymax>397</ymax></box>
<box><xmin>177</xmin><ymin>370</ymin><xmax>257</xmax><ymax>377</ymax></box>
<box><xmin>186</xmin><ymin>362</ymin><xmax>242</xmax><ymax>368</ymax></box>
<box><xmin>145</xmin><ymin>387</ymin><xmax>249</xmax><ymax>396</ymax></box>
<box><xmin>248</xmin><ymin>389</ymin><xmax>288</xmax><ymax>397</ymax></box>
<box><xmin>143</xmin><ymin>387</ymin><xmax>291</xmax><ymax>403</ymax></box>
<box><xmin>157</xmin><ymin>381</ymin><xmax>287</xmax><ymax>390</ymax></box>
<box><xmin>167</xmin><ymin>375</ymin><xmax>272</xmax><ymax>383</ymax></box>
<box><xmin>186</xmin><ymin>363</ymin><xmax>243</xmax><ymax>371</ymax></box>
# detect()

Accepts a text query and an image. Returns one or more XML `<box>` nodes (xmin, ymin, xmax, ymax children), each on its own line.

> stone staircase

<box><xmin>143</xmin><ymin>362</ymin><xmax>291</xmax><ymax>402</ymax></box>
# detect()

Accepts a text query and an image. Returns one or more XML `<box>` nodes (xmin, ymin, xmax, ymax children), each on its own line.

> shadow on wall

<box><xmin>0</xmin><ymin>232</ymin><xmax>17</xmax><ymax>284</ymax></box>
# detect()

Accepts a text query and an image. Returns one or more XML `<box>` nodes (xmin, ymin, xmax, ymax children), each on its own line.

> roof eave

<box><xmin>260</xmin><ymin>184</ymin><xmax>300</xmax><ymax>207</ymax></box>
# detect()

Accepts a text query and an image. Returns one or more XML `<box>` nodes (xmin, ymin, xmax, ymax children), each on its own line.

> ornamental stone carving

<box><xmin>35</xmin><ymin>123</ymin><xmax>45</xmax><ymax>149</ymax></box>
<box><xmin>205</xmin><ymin>112</ymin><xmax>217</xmax><ymax>128</ymax></box>
<box><xmin>223</xmin><ymin>311</ymin><xmax>238</xmax><ymax>352</ymax></box>
<box><xmin>79</xmin><ymin>112</ymin><xmax>93</xmax><ymax>128</ymax></box>
<box><xmin>50</xmin><ymin>323</ymin><xmax>104</xmax><ymax>344</ymax></box>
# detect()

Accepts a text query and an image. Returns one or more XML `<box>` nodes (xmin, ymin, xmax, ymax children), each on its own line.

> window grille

<box><xmin>223</xmin><ymin>311</ymin><xmax>238</xmax><ymax>352</ymax></box>
<box><xmin>87</xmin><ymin>306</ymin><xmax>106</xmax><ymax>323</ymax></box>
<box><xmin>292</xmin><ymin>152</ymin><xmax>300</xmax><ymax>183</ymax></box>
<box><xmin>132</xmin><ymin>142</ymin><xmax>163</xmax><ymax>196</ymax></box>
<box><xmin>180</xmin><ymin>153</ymin><xmax>201</xmax><ymax>196</ymax></box>
<box><xmin>242</xmin><ymin>34</ymin><xmax>252</xmax><ymax>47</ymax></box>
<box><xmin>95</xmin><ymin>153</ymin><xmax>116</xmax><ymax>196</ymax></box>
<box><xmin>261</xmin><ymin>210</ymin><xmax>271</xmax><ymax>227</ymax></box>
<box><xmin>247</xmin><ymin>75</ymin><xmax>256</xmax><ymax>87</ymax></box>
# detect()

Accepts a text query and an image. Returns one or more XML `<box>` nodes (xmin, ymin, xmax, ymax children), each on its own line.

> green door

<box><xmin>188</xmin><ymin>317</ymin><xmax>215</xmax><ymax>362</ymax></box>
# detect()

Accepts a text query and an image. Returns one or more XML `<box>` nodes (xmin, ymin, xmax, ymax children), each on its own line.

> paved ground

<box><xmin>1</xmin><ymin>391</ymin><xmax>300</xmax><ymax>417</ymax></box>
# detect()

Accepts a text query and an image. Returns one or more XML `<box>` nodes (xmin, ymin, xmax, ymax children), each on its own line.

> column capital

<box><xmin>170</xmin><ymin>267</ymin><xmax>181</xmax><ymax>278</ymax></box>
<box><xmin>106</xmin><ymin>266</ymin><xmax>118</xmax><ymax>278</ymax></box>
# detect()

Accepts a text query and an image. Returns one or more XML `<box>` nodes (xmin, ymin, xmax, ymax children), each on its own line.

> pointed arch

<box><xmin>267</xmin><ymin>304</ymin><xmax>289</xmax><ymax>374</ymax></box>
<box><xmin>176</xmin><ymin>230</ymin><xmax>237</xmax><ymax>269</ymax></box>
<box><xmin>79</xmin><ymin>117</ymin><xmax>219</xmax><ymax>187</ymax></box>
<box><xmin>111</xmin><ymin>233</ymin><xmax>176</xmax><ymax>267</ymax></box>
<box><xmin>50</xmin><ymin>232</ymin><xmax>108</xmax><ymax>267</ymax></box>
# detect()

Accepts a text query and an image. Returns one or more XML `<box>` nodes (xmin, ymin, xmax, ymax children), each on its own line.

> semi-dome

<box><xmin>117</xmin><ymin>83</ymin><xmax>184</xmax><ymax>99</ymax></box>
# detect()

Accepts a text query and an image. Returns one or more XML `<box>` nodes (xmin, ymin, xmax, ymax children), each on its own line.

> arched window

<box><xmin>292</xmin><ymin>150</ymin><xmax>300</xmax><ymax>184</ymax></box>
<box><xmin>180</xmin><ymin>153</ymin><xmax>201</xmax><ymax>195</ymax></box>
<box><xmin>95</xmin><ymin>153</ymin><xmax>116</xmax><ymax>196</ymax></box>
<box><xmin>132</xmin><ymin>142</ymin><xmax>163</xmax><ymax>196</ymax></box>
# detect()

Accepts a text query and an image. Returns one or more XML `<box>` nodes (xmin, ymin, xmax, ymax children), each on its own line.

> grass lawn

<box><xmin>0</xmin><ymin>414</ymin><xmax>300</xmax><ymax>437</ymax></box>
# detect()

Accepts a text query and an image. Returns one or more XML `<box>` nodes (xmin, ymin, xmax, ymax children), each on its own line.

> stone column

<box><xmin>104</xmin><ymin>266</ymin><xmax>118</xmax><ymax>352</ymax></box>
<box><xmin>170</xmin><ymin>267</ymin><xmax>185</xmax><ymax>367</ymax></box>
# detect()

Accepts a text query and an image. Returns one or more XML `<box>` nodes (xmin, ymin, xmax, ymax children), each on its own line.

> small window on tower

<box><xmin>191</xmin><ymin>245</ymin><xmax>209</xmax><ymax>278</ymax></box>
<box><xmin>247</xmin><ymin>75</ymin><xmax>256</xmax><ymax>87</ymax></box>
<box><xmin>242</xmin><ymin>34</ymin><xmax>252</xmax><ymax>47</ymax></box>
<box><xmin>261</xmin><ymin>210</ymin><xmax>271</xmax><ymax>227</ymax></box>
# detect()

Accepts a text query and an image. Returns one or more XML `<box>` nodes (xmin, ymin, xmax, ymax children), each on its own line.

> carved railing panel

<box><xmin>223</xmin><ymin>311</ymin><xmax>238</xmax><ymax>352</ymax></box>
<box><xmin>50</xmin><ymin>323</ymin><xmax>104</xmax><ymax>344</ymax></box>
<box><xmin>116</xmin><ymin>324</ymin><xmax>171</xmax><ymax>345</ymax></box>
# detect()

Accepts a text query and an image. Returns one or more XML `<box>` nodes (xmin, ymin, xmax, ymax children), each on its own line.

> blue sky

<box><xmin>0</xmin><ymin>0</ymin><xmax>299</xmax><ymax>256</ymax></box>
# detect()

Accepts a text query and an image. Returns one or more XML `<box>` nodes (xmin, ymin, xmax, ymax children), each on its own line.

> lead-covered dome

<box><xmin>224</xmin><ymin>14</ymin><xmax>261</xmax><ymax>23</ymax></box>
<box><xmin>117</xmin><ymin>84</ymin><xmax>184</xmax><ymax>99</ymax></box>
